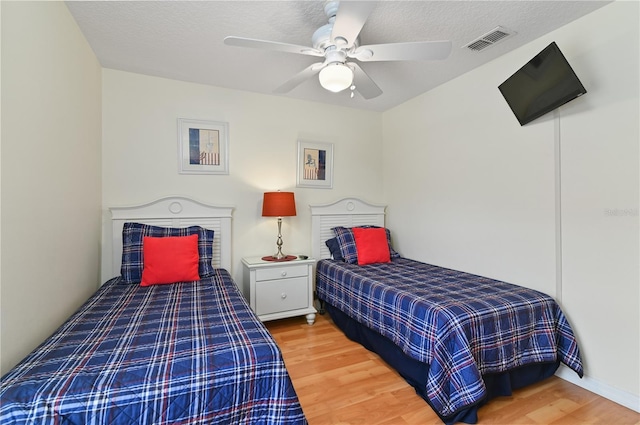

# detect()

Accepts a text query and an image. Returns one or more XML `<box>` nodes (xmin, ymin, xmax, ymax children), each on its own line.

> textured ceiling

<box><xmin>65</xmin><ymin>1</ymin><xmax>611</xmax><ymax>112</ymax></box>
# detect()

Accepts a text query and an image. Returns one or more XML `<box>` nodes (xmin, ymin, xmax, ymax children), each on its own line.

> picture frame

<box><xmin>297</xmin><ymin>140</ymin><xmax>333</xmax><ymax>189</ymax></box>
<box><xmin>178</xmin><ymin>118</ymin><xmax>229</xmax><ymax>175</ymax></box>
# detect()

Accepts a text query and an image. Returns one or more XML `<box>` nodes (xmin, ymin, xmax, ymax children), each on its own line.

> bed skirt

<box><xmin>323</xmin><ymin>302</ymin><xmax>560</xmax><ymax>424</ymax></box>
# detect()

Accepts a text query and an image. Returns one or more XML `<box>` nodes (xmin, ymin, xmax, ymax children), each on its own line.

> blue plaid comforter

<box><xmin>0</xmin><ymin>270</ymin><xmax>307</xmax><ymax>425</ymax></box>
<box><xmin>316</xmin><ymin>258</ymin><xmax>583</xmax><ymax>418</ymax></box>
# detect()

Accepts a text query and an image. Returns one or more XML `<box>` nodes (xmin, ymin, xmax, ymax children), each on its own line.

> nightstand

<box><xmin>242</xmin><ymin>257</ymin><xmax>316</xmax><ymax>325</ymax></box>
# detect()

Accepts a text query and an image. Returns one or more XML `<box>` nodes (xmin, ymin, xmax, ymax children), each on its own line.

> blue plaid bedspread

<box><xmin>316</xmin><ymin>258</ymin><xmax>583</xmax><ymax>418</ymax></box>
<box><xmin>1</xmin><ymin>270</ymin><xmax>307</xmax><ymax>425</ymax></box>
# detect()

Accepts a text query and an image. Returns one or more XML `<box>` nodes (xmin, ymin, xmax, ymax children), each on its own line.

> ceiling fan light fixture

<box><xmin>319</xmin><ymin>63</ymin><xmax>353</xmax><ymax>93</ymax></box>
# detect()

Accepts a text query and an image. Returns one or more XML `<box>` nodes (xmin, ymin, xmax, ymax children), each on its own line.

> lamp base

<box><xmin>261</xmin><ymin>255</ymin><xmax>297</xmax><ymax>262</ymax></box>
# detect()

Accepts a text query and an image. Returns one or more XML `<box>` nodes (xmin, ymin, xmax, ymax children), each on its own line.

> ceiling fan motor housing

<box><xmin>312</xmin><ymin>23</ymin><xmax>334</xmax><ymax>51</ymax></box>
<box><xmin>324</xmin><ymin>48</ymin><xmax>347</xmax><ymax>65</ymax></box>
<box><xmin>313</xmin><ymin>1</ymin><xmax>359</xmax><ymax>53</ymax></box>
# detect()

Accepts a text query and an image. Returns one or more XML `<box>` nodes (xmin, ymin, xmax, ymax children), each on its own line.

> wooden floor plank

<box><xmin>266</xmin><ymin>313</ymin><xmax>639</xmax><ymax>424</ymax></box>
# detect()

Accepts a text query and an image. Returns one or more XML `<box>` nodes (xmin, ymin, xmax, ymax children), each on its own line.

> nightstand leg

<box><xmin>306</xmin><ymin>313</ymin><xmax>316</xmax><ymax>325</ymax></box>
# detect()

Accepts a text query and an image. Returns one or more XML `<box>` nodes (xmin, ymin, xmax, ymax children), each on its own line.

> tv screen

<box><xmin>498</xmin><ymin>42</ymin><xmax>587</xmax><ymax>126</ymax></box>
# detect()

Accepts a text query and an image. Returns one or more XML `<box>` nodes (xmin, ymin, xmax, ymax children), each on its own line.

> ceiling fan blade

<box><xmin>352</xmin><ymin>40</ymin><xmax>452</xmax><ymax>62</ymax></box>
<box><xmin>350</xmin><ymin>63</ymin><xmax>382</xmax><ymax>99</ymax></box>
<box><xmin>273</xmin><ymin>63</ymin><xmax>325</xmax><ymax>93</ymax></box>
<box><xmin>224</xmin><ymin>36</ymin><xmax>323</xmax><ymax>57</ymax></box>
<box><xmin>331</xmin><ymin>1</ymin><xmax>376</xmax><ymax>48</ymax></box>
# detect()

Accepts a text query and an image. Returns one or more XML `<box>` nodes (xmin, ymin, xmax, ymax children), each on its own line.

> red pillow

<box><xmin>140</xmin><ymin>235</ymin><xmax>200</xmax><ymax>286</ymax></box>
<box><xmin>352</xmin><ymin>227</ymin><xmax>391</xmax><ymax>265</ymax></box>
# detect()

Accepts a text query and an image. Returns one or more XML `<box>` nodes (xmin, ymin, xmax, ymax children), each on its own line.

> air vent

<box><xmin>463</xmin><ymin>26</ymin><xmax>515</xmax><ymax>52</ymax></box>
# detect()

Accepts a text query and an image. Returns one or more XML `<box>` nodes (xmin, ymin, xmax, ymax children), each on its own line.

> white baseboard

<box><xmin>556</xmin><ymin>365</ymin><xmax>640</xmax><ymax>413</ymax></box>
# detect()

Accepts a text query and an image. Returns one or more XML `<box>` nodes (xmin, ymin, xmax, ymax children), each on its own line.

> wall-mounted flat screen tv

<box><xmin>498</xmin><ymin>42</ymin><xmax>587</xmax><ymax>126</ymax></box>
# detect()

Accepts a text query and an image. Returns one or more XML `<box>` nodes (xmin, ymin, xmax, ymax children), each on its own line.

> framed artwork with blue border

<box><xmin>178</xmin><ymin>118</ymin><xmax>229</xmax><ymax>175</ymax></box>
<box><xmin>297</xmin><ymin>140</ymin><xmax>333</xmax><ymax>188</ymax></box>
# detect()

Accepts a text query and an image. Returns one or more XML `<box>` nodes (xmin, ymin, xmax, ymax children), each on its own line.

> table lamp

<box><xmin>262</xmin><ymin>191</ymin><xmax>297</xmax><ymax>261</ymax></box>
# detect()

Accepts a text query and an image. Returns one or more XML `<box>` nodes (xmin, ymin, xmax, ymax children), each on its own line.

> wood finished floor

<box><xmin>265</xmin><ymin>313</ymin><xmax>639</xmax><ymax>425</ymax></box>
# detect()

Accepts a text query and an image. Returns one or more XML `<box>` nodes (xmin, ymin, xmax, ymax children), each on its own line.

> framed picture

<box><xmin>297</xmin><ymin>140</ymin><xmax>333</xmax><ymax>189</ymax></box>
<box><xmin>178</xmin><ymin>118</ymin><xmax>229</xmax><ymax>175</ymax></box>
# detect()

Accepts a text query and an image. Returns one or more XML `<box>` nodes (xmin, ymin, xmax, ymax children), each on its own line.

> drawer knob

<box><xmin>281</xmin><ymin>271</ymin><xmax>287</xmax><ymax>277</ymax></box>
<box><xmin>281</xmin><ymin>293</ymin><xmax>287</xmax><ymax>299</ymax></box>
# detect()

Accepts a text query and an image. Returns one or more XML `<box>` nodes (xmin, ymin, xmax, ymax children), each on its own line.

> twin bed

<box><xmin>0</xmin><ymin>197</ymin><xmax>306</xmax><ymax>425</ymax></box>
<box><xmin>311</xmin><ymin>198</ymin><xmax>583</xmax><ymax>424</ymax></box>
<box><xmin>1</xmin><ymin>196</ymin><xmax>584</xmax><ymax>425</ymax></box>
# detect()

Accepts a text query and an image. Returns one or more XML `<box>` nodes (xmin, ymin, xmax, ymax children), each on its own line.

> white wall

<box><xmin>101</xmin><ymin>69</ymin><xmax>383</xmax><ymax>286</ymax></box>
<box><xmin>382</xmin><ymin>1</ymin><xmax>639</xmax><ymax>410</ymax></box>
<box><xmin>554</xmin><ymin>1</ymin><xmax>639</xmax><ymax>410</ymax></box>
<box><xmin>0</xmin><ymin>2</ymin><xmax>102</xmax><ymax>374</ymax></box>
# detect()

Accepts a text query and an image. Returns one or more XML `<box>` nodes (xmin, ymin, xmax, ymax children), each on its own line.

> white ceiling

<box><xmin>65</xmin><ymin>1</ymin><xmax>611</xmax><ymax>112</ymax></box>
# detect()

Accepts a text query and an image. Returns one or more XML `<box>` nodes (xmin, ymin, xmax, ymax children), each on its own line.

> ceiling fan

<box><xmin>224</xmin><ymin>1</ymin><xmax>452</xmax><ymax>100</ymax></box>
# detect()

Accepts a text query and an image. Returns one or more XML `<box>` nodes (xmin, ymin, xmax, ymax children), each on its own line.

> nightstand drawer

<box><xmin>255</xmin><ymin>264</ymin><xmax>308</xmax><ymax>282</ymax></box>
<box><xmin>255</xmin><ymin>277</ymin><xmax>308</xmax><ymax>315</ymax></box>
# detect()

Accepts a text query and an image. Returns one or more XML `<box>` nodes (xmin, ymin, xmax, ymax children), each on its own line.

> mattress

<box><xmin>0</xmin><ymin>269</ymin><xmax>307</xmax><ymax>425</ymax></box>
<box><xmin>316</xmin><ymin>257</ymin><xmax>583</xmax><ymax>420</ymax></box>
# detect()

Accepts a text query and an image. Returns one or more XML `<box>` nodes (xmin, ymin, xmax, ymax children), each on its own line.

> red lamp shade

<box><xmin>262</xmin><ymin>192</ymin><xmax>296</xmax><ymax>217</ymax></box>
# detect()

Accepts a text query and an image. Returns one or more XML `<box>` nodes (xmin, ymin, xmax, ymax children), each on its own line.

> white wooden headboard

<box><xmin>110</xmin><ymin>196</ymin><xmax>233</xmax><ymax>276</ymax></box>
<box><xmin>310</xmin><ymin>198</ymin><xmax>386</xmax><ymax>260</ymax></box>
